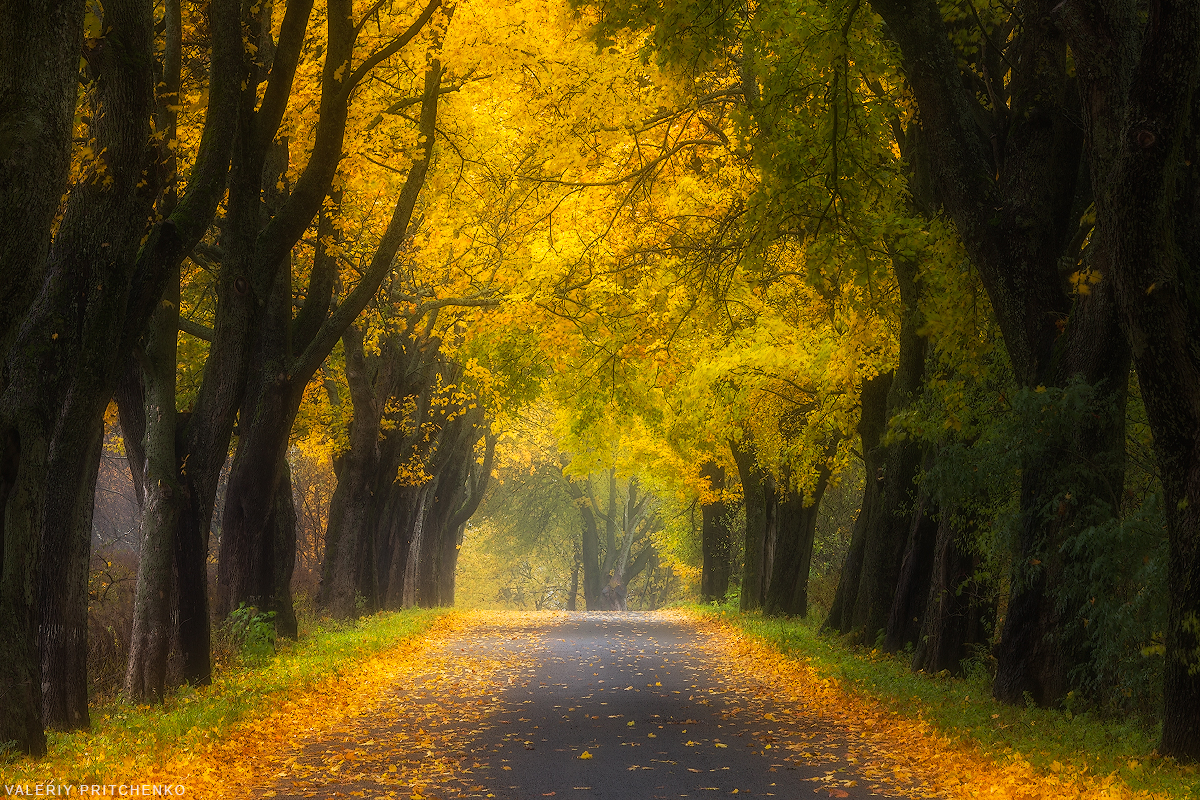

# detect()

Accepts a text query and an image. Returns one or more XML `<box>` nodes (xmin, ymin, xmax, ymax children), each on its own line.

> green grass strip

<box><xmin>693</xmin><ymin>605</ymin><xmax>1200</xmax><ymax>799</ymax></box>
<box><xmin>1</xmin><ymin>607</ymin><xmax>448</xmax><ymax>786</ymax></box>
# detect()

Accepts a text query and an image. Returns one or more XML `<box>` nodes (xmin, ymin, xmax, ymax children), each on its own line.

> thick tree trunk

<box><xmin>402</xmin><ymin>485</ymin><xmax>436</xmax><ymax>608</ymax></box>
<box><xmin>0</xmin><ymin>0</ymin><xmax>84</xmax><ymax>354</ymax></box>
<box><xmin>883</xmin><ymin>452</ymin><xmax>938</xmax><ymax>653</ymax></box>
<box><xmin>699</xmin><ymin>462</ymin><xmax>734</xmax><ymax>602</ymax></box>
<box><xmin>270</xmin><ymin>460</ymin><xmax>299</xmax><ymax>638</ymax></box>
<box><xmin>173</xmin><ymin>463</ymin><xmax>213</xmax><ymax>685</ymax></box>
<box><xmin>825</xmin><ymin>373</ymin><xmax>891</xmax><ymax>635</ymax></box>
<box><xmin>219</xmin><ymin>53</ymin><xmax>443</xmax><ymax>628</ymax></box>
<box><xmin>732</xmin><ymin>437</ymin><xmax>772</xmax><ymax>611</ymax></box>
<box><xmin>762</xmin><ymin>454</ymin><xmax>835</xmax><ymax>618</ymax></box>
<box><xmin>119</xmin><ymin>0</ymin><xmax>240</xmax><ymax>690</ymax></box>
<box><xmin>39</xmin><ymin>423</ymin><xmax>104</xmax><ymax>731</ymax></box>
<box><xmin>29</xmin><ymin>0</ymin><xmax>161</xmax><ymax>732</ymax></box>
<box><xmin>1058</xmin><ymin>0</ymin><xmax>1200</xmax><ymax>758</ymax></box>
<box><xmin>0</xmin><ymin>424</ymin><xmax>51</xmax><ymax>755</ymax></box>
<box><xmin>214</xmin><ymin>259</ymin><xmax>305</xmax><ymax>627</ymax></box>
<box><xmin>320</xmin><ymin>330</ymin><xmax>384</xmax><ymax>618</ymax></box>
<box><xmin>563</xmin><ymin>472</ymin><xmax>605</xmax><ymax>610</ymax></box>
<box><xmin>911</xmin><ymin>506</ymin><xmax>995</xmax><ymax>675</ymax></box>
<box><xmin>386</xmin><ymin>483</ymin><xmax>427</xmax><ymax>609</ymax></box>
<box><xmin>0</xmin><ymin>10</ymin><xmax>87</xmax><ymax>741</ymax></box>
<box><xmin>992</xmin><ymin>280</ymin><xmax>1129</xmax><ymax>706</ymax></box>
<box><xmin>398</xmin><ymin>405</ymin><xmax>489</xmax><ymax>608</ymax></box>
<box><xmin>848</xmin><ymin>252</ymin><xmax>927</xmax><ymax>645</ymax></box>
<box><xmin>125</xmin><ymin>269</ymin><xmax>184</xmax><ymax>702</ymax></box>
<box><xmin>321</xmin><ymin>327</ymin><xmax>437</xmax><ymax>614</ymax></box>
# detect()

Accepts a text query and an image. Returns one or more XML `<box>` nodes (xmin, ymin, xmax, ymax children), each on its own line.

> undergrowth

<box><xmin>0</xmin><ymin>607</ymin><xmax>447</xmax><ymax>785</ymax></box>
<box><xmin>697</xmin><ymin>606</ymin><xmax>1200</xmax><ymax>800</ymax></box>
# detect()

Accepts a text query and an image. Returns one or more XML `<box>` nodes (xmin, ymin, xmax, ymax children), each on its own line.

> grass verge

<box><xmin>1</xmin><ymin>607</ymin><xmax>448</xmax><ymax>788</ymax></box>
<box><xmin>694</xmin><ymin>605</ymin><xmax>1200</xmax><ymax>799</ymax></box>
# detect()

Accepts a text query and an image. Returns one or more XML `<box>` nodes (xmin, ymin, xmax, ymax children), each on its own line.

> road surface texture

<box><xmin>259</xmin><ymin>611</ymin><xmax>918</xmax><ymax>799</ymax></box>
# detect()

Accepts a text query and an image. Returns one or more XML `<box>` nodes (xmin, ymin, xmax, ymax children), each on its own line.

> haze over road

<box><xmin>262</xmin><ymin>612</ymin><xmax>910</xmax><ymax>799</ymax></box>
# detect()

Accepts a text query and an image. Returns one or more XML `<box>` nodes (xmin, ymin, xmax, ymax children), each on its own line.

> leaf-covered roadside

<box><xmin>694</xmin><ymin>608</ymin><xmax>1200</xmax><ymax>799</ymax></box>
<box><xmin>0</xmin><ymin>608</ymin><xmax>449</xmax><ymax>791</ymax></box>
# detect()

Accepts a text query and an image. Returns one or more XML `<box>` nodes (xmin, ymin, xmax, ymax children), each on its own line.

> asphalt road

<box><xmin>263</xmin><ymin>612</ymin><xmax>905</xmax><ymax>800</ymax></box>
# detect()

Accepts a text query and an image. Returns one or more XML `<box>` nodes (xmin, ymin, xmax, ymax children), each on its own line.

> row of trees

<box><xmin>551</xmin><ymin>0</ymin><xmax>1199</xmax><ymax>763</ymax></box>
<box><xmin>0</xmin><ymin>0</ymin><xmax>539</xmax><ymax>756</ymax></box>
<box><xmin>3</xmin><ymin>0</ymin><xmax>725</xmax><ymax>757</ymax></box>
<box><xmin>4</xmin><ymin>0</ymin><xmax>1199</xmax><ymax>768</ymax></box>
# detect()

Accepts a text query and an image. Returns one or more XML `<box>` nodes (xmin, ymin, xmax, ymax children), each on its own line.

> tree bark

<box><xmin>1056</xmin><ymin>0</ymin><xmax>1200</xmax><ymax>759</ymax></box>
<box><xmin>732</xmin><ymin>436</ymin><xmax>772</xmax><ymax>612</ymax></box>
<box><xmin>825</xmin><ymin>373</ymin><xmax>891</xmax><ymax>634</ymax></box>
<box><xmin>124</xmin><ymin>266</ymin><xmax>184</xmax><ymax>702</ymax></box>
<box><xmin>763</xmin><ymin>442</ymin><xmax>837</xmax><ymax>618</ymax></box>
<box><xmin>0</xmin><ymin>0</ymin><xmax>84</xmax><ymax>355</ymax></box>
<box><xmin>436</xmin><ymin>432</ymin><xmax>496</xmax><ymax>605</ymax></box>
<box><xmin>699</xmin><ymin>461</ymin><xmax>734</xmax><ymax>602</ymax></box>
<box><xmin>564</xmin><ymin>473</ymin><xmax>604</xmax><ymax>609</ymax></box>
<box><xmin>883</xmin><ymin>451</ymin><xmax>938</xmax><ymax>653</ymax></box>
<box><xmin>847</xmin><ymin>252</ymin><xmax>927</xmax><ymax>645</ymax></box>
<box><xmin>567</xmin><ymin>547</ymin><xmax>581</xmax><ymax>611</ymax></box>
<box><xmin>28</xmin><ymin>0</ymin><xmax>163</xmax><ymax>732</ymax></box>
<box><xmin>320</xmin><ymin>327</ymin><xmax>389</xmax><ymax>617</ymax></box>
<box><xmin>867</xmin><ymin>0</ymin><xmax>1130</xmax><ymax>708</ymax></box>
<box><xmin>911</xmin><ymin>505</ymin><xmax>995</xmax><ymax>675</ymax></box>
<box><xmin>991</xmin><ymin>280</ymin><xmax>1130</xmax><ymax>706</ymax></box>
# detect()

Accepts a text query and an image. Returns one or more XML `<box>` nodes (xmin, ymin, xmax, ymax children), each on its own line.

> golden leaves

<box><xmin>692</xmin><ymin>611</ymin><xmax>1175</xmax><ymax>800</ymax></box>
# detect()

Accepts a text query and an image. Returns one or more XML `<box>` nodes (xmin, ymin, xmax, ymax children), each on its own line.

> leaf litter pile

<box><xmin>111</xmin><ymin>609</ymin><xmax>1176</xmax><ymax>799</ymax></box>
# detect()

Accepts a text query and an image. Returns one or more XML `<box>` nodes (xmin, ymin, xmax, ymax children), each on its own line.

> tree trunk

<box><xmin>214</xmin><ymin>254</ymin><xmax>305</xmax><ymax>627</ymax></box>
<box><xmin>699</xmin><ymin>461</ymin><xmax>734</xmax><ymax>602</ymax></box>
<box><xmin>436</xmin><ymin>432</ymin><xmax>495</xmax><ymax>606</ymax></box>
<box><xmin>39</xmin><ymin>423</ymin><xmax>104</xmax><ymax>731</ymax></box>
<box><xmin>120</xmin><ymin>0</ymin><xmax>240</xmax><ymax>689</ymax></box>
<box><xmin>0</xmin><ymin>0</ymin><xmax>84</xmax><ymax>355</ymax></box>
<box><xmin>321</xmin><ymin>324</ymin><xmax>438</xmax><ymax>614</ymax></box>
<box><xmin>825</xmin><ymin>373</ymin><xmax>891</xmax><ymax>635</ymax></box>
<box><xmin>401</xmin><ymin>485</ymin><xmax>435</xmax><ymax>608</ymax></box>
<box><xmin>399</xmin><ymin>404</ymin><xmax>489</xmax><ymax>608</ymax></box>
<box><xmin>911</xmin><ymin>506</ymin><xmax>995</xmax><ymax>675</ymax></box>
<box><xmin>564</xmin><ymin>473</ymin><xmax>605</xmax><ymax>609</ymax></box>
<box><xmin>270</xmin><ymin>460</ymin><xmax>299</xmax><ymax>638</ymax></box>
<box><xmin>883</xmin><ymin>451</ymin><xmax>939</xmax><ymax>653</ymax></box>
<box><xmin>732</xmin><ymin>437</ymin><xmax>772</xmax><ymax>612</ymax></box>
<box><xmin>320</xmin><ymin>329</ymin><xmax>385</xmax><ymax>618</ymax></box>
<box><xmin>1057</xmin><ymin>0</ymin><xmax>1200</xmax><ymax>760</ymax></box>
<box><xmin>991</xmin><ymin>282</ymin><xmax>1130</xmax><ymax>706</ymax></box>
<box><xmin>31</xmin><ymin>0</ymin><xmax>162</xmax><ymax>732</ymax></box>
<box><xmin>173</xmin><ymin>459</ymin><xmax>213</xmax><ymax>685</ymax></box>
<box><xmin>763</xmin><ymin>444</ymin><xmax>837</xmax><ymax>617</ymax></box>
<box><xmin>124</xmin><ymin>267</ymin><xmax>183</xmax><ymax>702</ymax></box>
<box><xmin>0</xmin><ymin>1</ymin><xmax>86</xmax><ymax>739</ymax></box>
<box><xmin>848</xmin><ymin>250</ymin><xmax>927</xmax><ymax>645</ymax></box>
<box><xmin>0</xmin><ymin>423</ymin><xmax>50</xmax><ymax>755</ymax></box>
<box><xmin>386</xmin><ymin>483</ymin><xmax>427</xmax><ymax>608</ymax></box>
<box><xmin>567</xmin><ymin>548</ymin><xmax>580</xmax><ymax>611</ymax></box>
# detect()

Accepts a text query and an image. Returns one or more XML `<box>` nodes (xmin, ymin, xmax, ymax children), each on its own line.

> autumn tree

<box><xmin>1052</xmin><ymin>0</ymin><xmax>1200</xmax><ymax>761</ymax></box>
<box><xmin>114</xmin><ymin>0</ymin><xmax>450</xmax><ymax>706</ymax></box>
<box><xmin>0</xmin><ymin>0</ymin><xmax>238</xmax><ymax>750</ymax></box>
